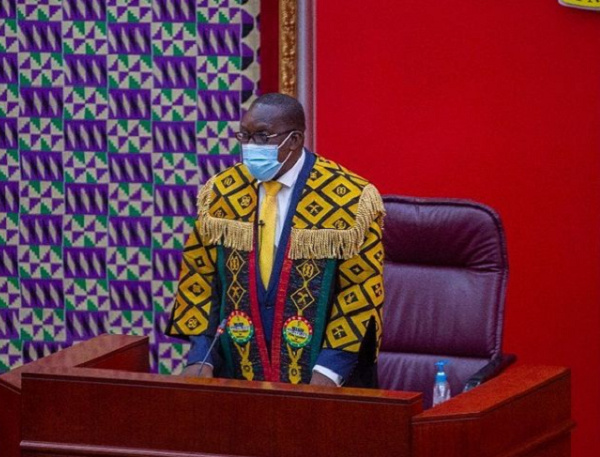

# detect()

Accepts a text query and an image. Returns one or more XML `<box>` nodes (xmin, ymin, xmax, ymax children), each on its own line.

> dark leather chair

<box><xmin>378</xmin><ymin>195</ymin><xmax>513</xmax><ymax>408</ymax></box>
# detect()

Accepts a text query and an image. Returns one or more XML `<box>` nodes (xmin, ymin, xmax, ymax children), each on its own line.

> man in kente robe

<box><xmin>167</xmin><ymin>93</ymin><xmax>385</xmax><ymax>387</ymax></box>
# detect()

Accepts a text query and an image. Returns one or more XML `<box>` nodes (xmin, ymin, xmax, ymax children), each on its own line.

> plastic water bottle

<box><xmin>432</xmin><ymin>360</ymin><xmax>451</xmax><ymax>406</ymax></box>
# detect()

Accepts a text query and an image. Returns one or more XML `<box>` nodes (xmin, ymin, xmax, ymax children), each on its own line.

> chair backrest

<box><xmin>378</xmin><ymin>195</ymin><xmax>508</xmax><ymax>408</ymax></box>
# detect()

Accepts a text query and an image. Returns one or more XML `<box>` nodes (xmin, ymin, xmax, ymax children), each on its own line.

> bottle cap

<box><xmin>435</xmin><ymin>360</ymin><xmax>449</xmax><ymax>383</ymax></box>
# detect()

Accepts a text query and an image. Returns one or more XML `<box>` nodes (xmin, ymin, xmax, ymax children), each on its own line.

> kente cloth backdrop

<box><xmin>0</xmin><ymin>0</ymin><xmax>260</xmax><ymax>374</ymax></box>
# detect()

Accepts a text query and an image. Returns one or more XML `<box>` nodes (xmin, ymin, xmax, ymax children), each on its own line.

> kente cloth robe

<box><xmin>167</xmin><ymin>153</ymin><xmax>385</xmax><ymax>386</ymax></box>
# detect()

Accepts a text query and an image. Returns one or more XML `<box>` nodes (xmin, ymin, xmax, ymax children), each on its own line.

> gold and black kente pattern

<box><xmin>197</xmin><ymin>156</ymin><xmax>384</xmax><ymax>259</ymax></box>
<box><xmin>226</xmin><ymin>249</ymin><xmax>247</xmax><ymax>310</ymax></box>
<box><xmin>169</xmin><ymin>154</ymin><xmax>385</xmax><ymax>382</ymax></box>
<box><xmin>207</xmin><ymin>164</ymin><xmax>258</xmax><ymax>222</ymax></box>
<box><xmin>204</xmin><ymin>157</ymin><xmax>371</xmax><ymax>230</ymax></box>
<box><xmin>167</xmin><ymin>220</ymin><xmax>218</xmax><ymax>336</ymax></box>
<box><xmin>220</xmin><ymin>247</ymin><xmax>266</xmax><ymax>381</ymax></box>
<box><xmin>281</xmin><ymin>258</ymin><xmax>324</xmax><ymax>384</ymax></box>
<box><xmin>324</xmin><ymin>220</ymin><xmax>385</xmax><ymax>353</ymax></box>
<box><xmin>225</xmin><ymin>249</ymin><xmax>257</xmax><ymax>381</ymax></box>
<box><xmin>293</xmin><ymin>157</ymin><xmax>370</xmax><ymax>230</ymax></box>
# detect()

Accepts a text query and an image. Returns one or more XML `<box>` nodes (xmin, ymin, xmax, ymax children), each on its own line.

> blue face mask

<box><xmin>242</xmin><ymin>132</ymin><xmax>294</xmax><ymax>181</ymax></box>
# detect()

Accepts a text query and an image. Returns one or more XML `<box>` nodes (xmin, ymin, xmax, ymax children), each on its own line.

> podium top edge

<box><xmin>21</xmin><ymin>365</ymin><xmax>423</xmax><ymax>406</ymax></box>
<box><xmin>0</xmin><ymin>334</ymin><xmax>149</xmax><ymax>391</ymax></box>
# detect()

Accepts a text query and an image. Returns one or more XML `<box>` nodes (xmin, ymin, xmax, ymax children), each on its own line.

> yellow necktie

<box><xmin>259</xmin><ymin>181</ymin><xmax>283</xmax><ymax>288</ymax></box>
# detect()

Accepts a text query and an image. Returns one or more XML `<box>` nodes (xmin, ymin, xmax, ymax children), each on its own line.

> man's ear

<box><xmin>290</xmin><ymin>131</ymin><xmax>304</xmax><ymax>151</ymax></box>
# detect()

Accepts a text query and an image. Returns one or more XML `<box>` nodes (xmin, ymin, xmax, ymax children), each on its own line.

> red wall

<box><xmin>315</xmin><ymin>2</ymin><xmax>599</xmax><ymax>456</ymax></box>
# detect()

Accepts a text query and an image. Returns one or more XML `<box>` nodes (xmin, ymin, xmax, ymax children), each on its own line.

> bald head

<box><xmin>250</xmin><ymin>93</ymin><xmax>306</xmax><ymax>132</ymax></box>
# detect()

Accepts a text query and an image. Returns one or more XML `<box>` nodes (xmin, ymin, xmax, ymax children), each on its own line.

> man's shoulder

<box><xmin>197</xmin><ymin>162</ymin><xmax>255</xmax><ymax>204</ymax></box>
<box><xmin>304</xmin><ymin>154</ymin><xmax>383</xmax><ymax>207</ymax></box>
<box><xmin>312</xmin><ymin>155</ymin><xmax>373</xmax><ymax>190</ymax></box>
<box><xmin>206</xmin><ymin>162</ymin><xmax>254</xmax><ymax>190</ymax></box>
<box><xmin>194</xmin><ymin>162</ymin><xmax>256</xmax><ymax>251</ymax></box>
<box><xmin>289</xmin><ymin>154</ymin><xmax>385</xmax><ymax>260</ymax></box>
<box><xmin>196</xmin><ymin>162</ymin><xmax>256</xmax><ymax>220</ymax></box>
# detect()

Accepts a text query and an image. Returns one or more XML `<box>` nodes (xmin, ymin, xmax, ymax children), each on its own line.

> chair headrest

<box><xmin>383</xmin><ymin>196</ymin><xmax>507</xmax><ymax>271</ymax></box>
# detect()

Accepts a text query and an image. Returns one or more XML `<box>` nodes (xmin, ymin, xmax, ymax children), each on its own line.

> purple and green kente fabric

<box><xmin>0</xmin><ymin>0</ymin><xmax>261</xmax><ymax>374</ymax></box>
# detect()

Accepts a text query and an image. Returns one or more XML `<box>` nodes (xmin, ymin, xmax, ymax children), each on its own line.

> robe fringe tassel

<box><xmin>196</xmin><ymin>177</ymin><xmax>254</xmax><ymax>251</ymax></box>
<box><xmin>196</xmin><ymin>180</ymin><xmax>385</xmax><ymax>259</ymax></box>
<box><xmin>289</xmin><ymin>184</ymin><xmax>385</xmax><ymax>260</ymax></box>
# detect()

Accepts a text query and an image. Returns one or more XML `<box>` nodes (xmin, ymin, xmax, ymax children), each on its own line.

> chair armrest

<box><xmin>462</xmin><ymin>353</ymin><xmax>516</xmax><ymax>392</ymax></box>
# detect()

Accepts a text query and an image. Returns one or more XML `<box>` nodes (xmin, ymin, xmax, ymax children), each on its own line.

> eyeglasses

<box><xmin>234</xmin><ymin>130</ymin><xmax>296</xmax><ymax>145</ymax></box>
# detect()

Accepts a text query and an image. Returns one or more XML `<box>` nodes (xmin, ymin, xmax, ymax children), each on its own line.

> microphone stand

<box><xmin>196</xmin><ymin>318</ymin><xmax>227</xmax><ymax>374</ymax></box>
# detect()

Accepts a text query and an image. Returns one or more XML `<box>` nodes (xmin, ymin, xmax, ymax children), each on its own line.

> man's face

<box><xmin>240</xmin><ymin>104</ymin><xmax>297</xmax><ymax>163</ymax></box>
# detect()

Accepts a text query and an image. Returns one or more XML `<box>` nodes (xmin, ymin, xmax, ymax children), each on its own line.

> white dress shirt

<box><xmin>257</xmin><ymin>149</ymin><xmax>343</xmax><ymax>387</ymax></box>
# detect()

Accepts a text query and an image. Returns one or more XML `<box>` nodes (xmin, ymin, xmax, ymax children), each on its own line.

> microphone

<box><xmin>196</xmin><ymin>318</ymin><xmax>227</xmax><ymax>375</ymax></box>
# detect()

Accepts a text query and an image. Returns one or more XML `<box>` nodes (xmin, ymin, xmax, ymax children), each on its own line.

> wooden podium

<box><xmin>0</xmin><ymin>334</ymin><xmax>149</xmax><ymax>457</ymax></box>
<box><xmin>0</xmin><ymin>335</ymin><xmax>574</xmax><ymax>457</ymax></box>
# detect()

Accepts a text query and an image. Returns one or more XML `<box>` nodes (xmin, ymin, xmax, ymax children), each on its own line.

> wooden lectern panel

<box><xmin>0</xmin><ymin>334</ymin><xmax>149</xmax><ymax>457</ymax></box>
<box><xmin>412</xmin><ymin>365</ymin><xmax>574</xmax><ymax>457</ymax></box>
<box><xmin>7</xmin><ymin>335</ymin><xmax>573</xmax><ymax>457</ymax></box>
<box><xmin>20</xmin><ymin>368</ymin><xmax>422</xmax><ymax>457</ymax></box>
